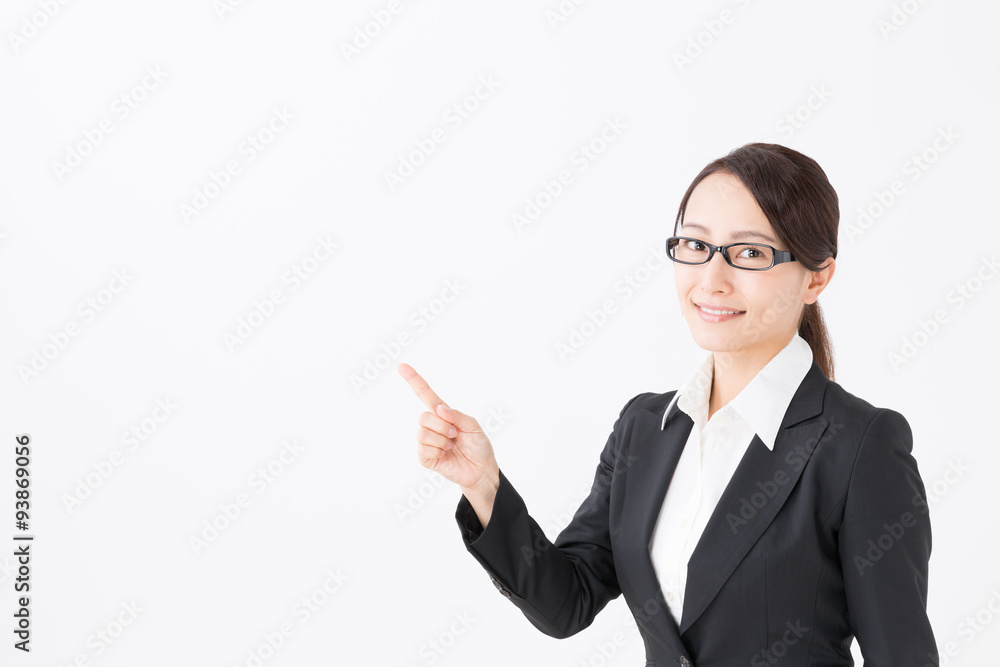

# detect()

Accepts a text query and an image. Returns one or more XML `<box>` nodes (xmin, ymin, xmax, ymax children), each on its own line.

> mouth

<box><xmin>694</xmin><ymin>301</ymin><xmax>745</xmax><ymax>322</ymax></box>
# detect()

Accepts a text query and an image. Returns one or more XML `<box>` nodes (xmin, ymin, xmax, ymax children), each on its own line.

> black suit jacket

<box><xmin>455</xmin><ymin>361</ymin><xmax>938</xmax><ymax>666</ymax></box>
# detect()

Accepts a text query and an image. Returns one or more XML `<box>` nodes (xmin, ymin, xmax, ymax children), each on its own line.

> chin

<box><xmin>688</xmin><ymin>316</ymin><xmax>765</xmax><ymax>354</ymax></box>
<box><xmin>687</xmin><ymin>324</ymin><xmax>738</xmax><ymax>353</ymax></box>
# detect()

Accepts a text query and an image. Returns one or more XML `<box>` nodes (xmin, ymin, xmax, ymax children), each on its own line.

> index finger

<box><xmin>397</xmin><ymin>362</ymin><xmax>448</xmax><ymax>412</ymax></box>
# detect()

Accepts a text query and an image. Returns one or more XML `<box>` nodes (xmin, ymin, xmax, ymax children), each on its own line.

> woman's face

<box><xmin>673</xmin><ymin>171</ymin><xmax>831</xmax><ymax>366</ymax></box>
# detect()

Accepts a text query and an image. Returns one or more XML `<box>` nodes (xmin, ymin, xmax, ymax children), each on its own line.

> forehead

<box><xmin>682</xmin><ymin>172</ymin><xmax>775</xmax><ymax>242</ymax></box>
<box><xmin>686</xmin><ymin>171</ymin><xmax>761</xmax><ymax>212</ymax></box>
<box><xmin>701</xmin><ymin>171</ymin><xmax>746</xmax><ymax>200</ymax></box>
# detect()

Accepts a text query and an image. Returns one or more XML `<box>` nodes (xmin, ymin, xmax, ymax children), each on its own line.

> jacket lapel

<box><xmin>679</xmin><ymin>361</ymin><xmax>831</xmax><ymax>634</ymax></box>
<box><xmin>617</xmin><ymin>403</ymin><xmax>693</xmax><ymax>657</ymax></box>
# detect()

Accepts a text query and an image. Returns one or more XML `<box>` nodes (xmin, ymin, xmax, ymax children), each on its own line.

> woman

<box><xmin>398</xmin><ymin>143</ymin><xmax>937</xmax><ymax>666</ymax></box>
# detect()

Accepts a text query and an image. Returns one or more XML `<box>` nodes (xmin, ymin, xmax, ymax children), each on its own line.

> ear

<box><xmin>803</xmin><ymin>257</ymin><xmax>835</xmax><ymax>305</ymax></box>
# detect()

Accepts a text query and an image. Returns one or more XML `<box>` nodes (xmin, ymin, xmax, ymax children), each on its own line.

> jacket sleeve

<box><xmin>454</xmin><ymin>393</ymin><xmax>644</xmax><ymax>639</ymax></box>
<box><xmin>838</xmin><ymin>408</ymin><xmax>938</xmax><ymax>665</ymax></box>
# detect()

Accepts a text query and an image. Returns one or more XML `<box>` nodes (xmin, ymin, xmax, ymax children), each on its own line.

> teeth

<box><xmin>699</xmin><ymin>305</ymin><xmax>740</xmax><ymax>315</ymax></box>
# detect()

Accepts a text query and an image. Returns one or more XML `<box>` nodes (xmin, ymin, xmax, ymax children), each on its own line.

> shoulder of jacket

<box><xmin>822</xmin><ymin>377</ymin><xmax>908</xmax><ymax>422</ymax></box>
<box><xmin>620</xmin><ymin>390</ymin><xmax>674</xmax><ymax>418</ymax></box>
<box><xmin>818</xmin><ymin>377</ymin><xmax>914</xmax><ymax>454</ymax></box>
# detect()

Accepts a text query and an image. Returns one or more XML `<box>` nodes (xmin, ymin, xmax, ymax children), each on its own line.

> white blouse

<box><xmin>649</xmin><ymin>332</ymin><xmax>814</xmax><ymax>626</ymax></box>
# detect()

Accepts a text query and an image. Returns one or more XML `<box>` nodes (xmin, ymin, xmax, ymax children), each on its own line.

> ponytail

<box><xmin>799</xmin><ymin>301</ymin><xmax>834</xmax><ymax>380</ymax></box>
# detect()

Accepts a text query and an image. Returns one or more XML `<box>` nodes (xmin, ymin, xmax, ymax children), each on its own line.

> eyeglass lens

<box><xmin>669</xmin><ymin>238</ymin><xmax>774</xmax><ymax>269</ymax></box>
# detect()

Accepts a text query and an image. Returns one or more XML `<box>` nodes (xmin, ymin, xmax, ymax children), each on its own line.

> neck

<box><xmin>708</xmin><ymin>332</ymin><xmax>795</xmax><ymax>420</ymax></box>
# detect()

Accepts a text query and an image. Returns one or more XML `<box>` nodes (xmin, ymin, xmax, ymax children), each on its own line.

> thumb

<box><xmin>436</xmin><ymin>403</ymin><xmax>480</xmax><ymax>432</ymax></box>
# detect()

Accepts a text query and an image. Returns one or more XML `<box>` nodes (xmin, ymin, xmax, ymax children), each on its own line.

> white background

<box><xmin>1</xmin><ymin>0</ymin><xmax>998</xmax><ymax>665</ymax></box>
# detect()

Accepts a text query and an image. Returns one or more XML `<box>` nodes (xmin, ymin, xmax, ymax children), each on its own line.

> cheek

<box><xmin>741</xmin><ymin>283</ymin><xmax>769</xmax><ymax>313</ymax></box>
<box><xmin>674</xmin><ymin>273</ymin><xmax>695</xmax><ymax>304</ymax></box>
<box><xmin>744</xmin><ymin>280</ymin><xmax>796</xmax><ymax>321</ymax></box>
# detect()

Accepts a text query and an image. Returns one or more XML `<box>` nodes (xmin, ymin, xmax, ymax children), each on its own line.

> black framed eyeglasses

<box><xmin>666</xmin><ymin>236</ymin><xmax>796</xmax><ymax>271</ymax></box>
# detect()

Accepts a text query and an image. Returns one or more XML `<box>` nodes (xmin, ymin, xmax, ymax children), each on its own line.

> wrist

<box><xmin>461</xmin><ymin>467</ymin><xmax>499</xmax><ymax>500</ymax></box>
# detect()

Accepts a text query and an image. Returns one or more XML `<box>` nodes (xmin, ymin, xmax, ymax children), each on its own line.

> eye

<box><xmin>685</xmin><ymin>240</ymin><xmax>707</xmax><ymax>251</ymax></box>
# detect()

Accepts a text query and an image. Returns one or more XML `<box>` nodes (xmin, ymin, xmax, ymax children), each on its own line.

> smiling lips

<box><xmin>694</xmin><ymin>301</ymin><xmax>745</xmax><ymax>322</ymax></box>
<box><xmin>695</xmin><ymin>302</ymin><xmax>744</xmax><ymax>315</ymax></box>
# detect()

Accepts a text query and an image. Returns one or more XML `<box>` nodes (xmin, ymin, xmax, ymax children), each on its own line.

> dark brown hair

<box><xmin>673</xmin><ymin>143</ymin><xmax>838</xmax><ymax>380</ymax></box>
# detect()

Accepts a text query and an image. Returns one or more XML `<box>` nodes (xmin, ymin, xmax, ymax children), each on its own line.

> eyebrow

<box><xmin>680</xmin><ymin>222</ymin><xmax>778</xmax><ymax>245</ymax></box>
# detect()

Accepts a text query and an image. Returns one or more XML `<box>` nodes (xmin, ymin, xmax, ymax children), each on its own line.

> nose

<box><xmin>697</xmin><ymin>248</ymin><xmax>735</xmax><ymax>292</ymax></box>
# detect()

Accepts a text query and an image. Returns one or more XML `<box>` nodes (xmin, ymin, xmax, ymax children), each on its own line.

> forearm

<box><xmin>460</xmin><ymin>468</ymin><xmax>500</xmax><ymax>529</ymax></box>
<box><xmin>455</xmin><ymin>469</ymin><xmax>619</xmax><ymax>639</ymax></box>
